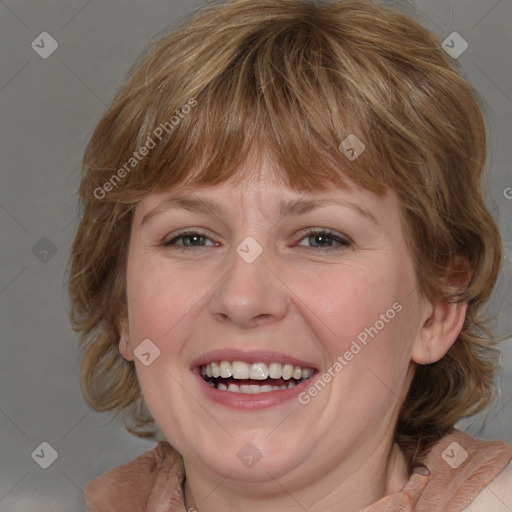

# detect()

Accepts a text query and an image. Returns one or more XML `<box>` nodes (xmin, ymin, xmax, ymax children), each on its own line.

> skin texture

<box><xmin>118</xmin><ymin>159</ymin><xmax>469</xmax><ymax>512</ymax></box>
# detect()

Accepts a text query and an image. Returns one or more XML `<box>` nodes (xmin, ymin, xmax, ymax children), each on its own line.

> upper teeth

<box><xmin>201</xmin><ymin>361</ymin><xmax>314</xmax><ymax>381</ymax></box>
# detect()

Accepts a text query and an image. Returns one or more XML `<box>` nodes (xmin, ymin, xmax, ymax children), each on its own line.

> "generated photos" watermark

<box><xmin>93</xmin><ymin>98</ymin><xmax>197</xmax><ymax>200</ymax></box>
<box><xmin>298</xmin><ymin>301</ymin><xmax>403</xmax><ymax>404</ymax></box>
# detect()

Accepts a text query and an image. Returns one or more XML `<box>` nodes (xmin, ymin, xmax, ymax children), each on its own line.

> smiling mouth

<box><xmin>200</xmin><ymin>361</ymin><xmax>315</xmax><ymax>394</ymax></box>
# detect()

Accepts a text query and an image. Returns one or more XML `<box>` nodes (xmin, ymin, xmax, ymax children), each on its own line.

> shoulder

<box><xmin>463</xmin><ymin>460</ymin><xmax>512</xmax><ymax>511</ymax></box>
<box><xmin>415</xmin><ymin>429</ymin><xmax>512</xmax><ymax>511</ymax></box>
<box><xmin>84</xmin><ymin>441</ymin><xmax>184</xmax><ymax>512</ymax></box>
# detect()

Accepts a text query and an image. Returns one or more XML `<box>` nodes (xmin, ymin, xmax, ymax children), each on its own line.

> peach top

<box><xmin>84</xmin><ymin>429</ymin><xmax>512</xmax><ymax>512</ymax></box>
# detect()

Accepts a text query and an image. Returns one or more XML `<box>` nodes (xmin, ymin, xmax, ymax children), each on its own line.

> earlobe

<box><xmin>118</xmin><ymin>321</ymin><xmax>134</xmax><ymax>361</ymax></box>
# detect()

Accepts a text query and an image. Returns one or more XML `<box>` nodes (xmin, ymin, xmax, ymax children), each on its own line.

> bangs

<box><xmin>88</xmin><ymin>10</ymin><xmax>394</xmax><ymax>204</ymax></box>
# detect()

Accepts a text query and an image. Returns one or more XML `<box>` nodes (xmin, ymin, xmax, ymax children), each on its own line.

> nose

<box><xmin>208</xmin><ymin>240</ymin><xmax>289</xmax><ymax>329</ymax></box>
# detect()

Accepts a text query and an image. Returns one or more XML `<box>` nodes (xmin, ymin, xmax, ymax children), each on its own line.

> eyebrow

<box><xmin>140</xmin><ymin>193</ymin><xmax>380</xmax><ymax>226</ymax></box>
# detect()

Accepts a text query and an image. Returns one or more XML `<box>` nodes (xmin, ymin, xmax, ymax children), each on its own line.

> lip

<box><xmin>189</xmin><ymin>349</ymin><xmax>318</xmax><ymax>370</ymax></box>
<box><xmin>190</xmin><ymin>349</ymin><xmax>318</xmax><ymax>410</ymax></box>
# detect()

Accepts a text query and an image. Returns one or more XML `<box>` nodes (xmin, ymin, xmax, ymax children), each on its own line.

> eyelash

<box><xmin>161</xmin><ymin>228</ymin><xmax>352</xmax><ymax>252</ymax></box>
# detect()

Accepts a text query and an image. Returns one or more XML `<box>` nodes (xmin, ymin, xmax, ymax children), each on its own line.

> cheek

<box><xmin>126</xmin><ymin>257</ymin><xmax>206</xmax><ymax>342</ymax></box>
<box><xmin>311</xmin><ymin>261</ymin><xmax>417</xmax><ymax>395</ymax></box>
<box><xmin>309</xmin><ymin>263</ymin><xmax>399</xmax><ymax>348</ymax></box>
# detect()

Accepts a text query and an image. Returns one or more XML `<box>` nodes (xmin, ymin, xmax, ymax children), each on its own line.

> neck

<box><xmin>183</xmin><ymin>440</ymin><xmax>410</xmax><ymax>512</ymax></box>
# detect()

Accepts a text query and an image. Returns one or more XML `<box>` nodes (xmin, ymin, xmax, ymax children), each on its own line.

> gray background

<box><xmin>0</xmin><ymin>0</ymin><xmax>511</xmax><ymax>510</ymax></box>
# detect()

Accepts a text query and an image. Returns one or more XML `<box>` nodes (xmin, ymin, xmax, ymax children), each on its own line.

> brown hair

<box><xmin>68</xmin><ymin>0</ymin><xmax>503</xmax><ymax>456</ymax></box>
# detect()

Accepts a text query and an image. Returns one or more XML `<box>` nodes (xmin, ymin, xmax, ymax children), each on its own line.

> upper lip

<box><xmin>190</xmin><ymin>349</ymin><xmax>318</xmax><ymax>370</ymax></box>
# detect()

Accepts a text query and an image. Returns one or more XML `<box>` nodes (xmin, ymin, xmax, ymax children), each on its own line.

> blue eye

<box><xmin>298</xmin><ymin>229</ymin><xmax>352</xmax><ymax>251</ymax></box>
<box><xmin>161</xmin><ymin>228</ymin><xmax>352</xmax><ymax>251</ymax></box>
<box><xmin>162</xmin><ymin>229</ymin><xmax>216</xmax><ymax>248</ymax></box>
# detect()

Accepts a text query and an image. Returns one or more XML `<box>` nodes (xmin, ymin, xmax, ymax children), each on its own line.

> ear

<box><xmin>411</xmin><ymin>257</ymin><xmax>472</xmax><ymax>365</ymax></box>
<box><xmin>118</xmin><ymin>317</ymin><xmax>134</xmax><ymax>362</ymax></box>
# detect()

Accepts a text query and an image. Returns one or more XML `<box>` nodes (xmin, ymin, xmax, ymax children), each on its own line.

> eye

<box><xmin>161</xmin><ymin>228</ymin><xmax>351</xmax><ymax>252</ymax></box>
<box><xmin>162</xmin><ymin>229</ymin><xmax>218</xmax><ymax>249</ymax></box>
<box><xmin>296</xmin><ymin>229</ymin><xmax>352</xmax><ymax>251</ymax></box>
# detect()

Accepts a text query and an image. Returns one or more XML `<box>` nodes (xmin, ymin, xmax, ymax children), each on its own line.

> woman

<box><xmin>68</xmin><ymin>0</ymin><xmax>512</xmax><ymax>510</ymax></box>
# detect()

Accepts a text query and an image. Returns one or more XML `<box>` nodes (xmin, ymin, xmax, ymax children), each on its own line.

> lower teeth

<box><xmin>207</xmin><ymin>380</ymin><xmax>301</xmax><ymax>393</ymax></box>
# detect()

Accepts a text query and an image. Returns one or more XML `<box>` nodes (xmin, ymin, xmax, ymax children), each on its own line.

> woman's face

<box><xmin>120</xmin><ymin>160</ymin><xmax>429</xmax><ymax>486</ymax></box>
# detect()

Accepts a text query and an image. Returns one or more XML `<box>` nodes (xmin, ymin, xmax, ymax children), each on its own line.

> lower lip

<box><xmin>193</xmin><ymin>371</ymin><xmax>316</xmax><ymax>410</ymax></box>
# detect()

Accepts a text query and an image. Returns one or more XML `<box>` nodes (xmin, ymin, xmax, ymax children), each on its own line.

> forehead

<box><xmin>133</xmin><ymin>159</ymin><xmax>399</xmax><ymax>231</ymax></box>
<box><xmin>136</xmin><ymin>156</ymin><xmax>351</xmax><ymax>213</ymax></box>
